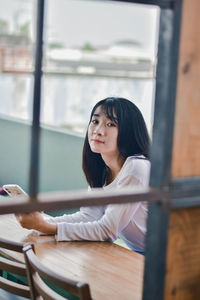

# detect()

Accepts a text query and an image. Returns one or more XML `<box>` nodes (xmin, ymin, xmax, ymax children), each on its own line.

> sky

<box><xmin>0</xmin><ymin>0</ymin><xmax>160</xmax><ymax>57</ymax></box>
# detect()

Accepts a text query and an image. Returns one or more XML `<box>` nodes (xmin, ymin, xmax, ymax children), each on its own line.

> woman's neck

<box><xmin>102</xmin><ymin>154</ymin><xmax>125</xmax><ymax>185</ymax></box>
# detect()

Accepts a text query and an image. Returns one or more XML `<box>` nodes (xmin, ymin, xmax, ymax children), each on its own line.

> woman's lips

<box><xmin>91</xmin><ymin>139</ymin><xmax>104</xmax><ymax>144</ymax></box>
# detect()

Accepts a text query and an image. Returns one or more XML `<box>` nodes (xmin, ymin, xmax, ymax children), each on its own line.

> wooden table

<box><xmin>0</xmin><ymin>214</ymin><xmax>144</xmax><ymax>300</ymax></box>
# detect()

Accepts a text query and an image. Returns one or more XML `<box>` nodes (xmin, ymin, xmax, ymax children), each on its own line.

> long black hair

<box><xmin>82</xmin><ymin>97</ymin><xmax>150</xmax><ymax>187</ymax></box>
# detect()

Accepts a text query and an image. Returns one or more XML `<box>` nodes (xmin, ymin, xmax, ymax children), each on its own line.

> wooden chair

<box><xmin>23</xmin><ymin>244</ymin><xmax>93</xmax><ymax>300</ymax></box>
<box><xmin>0</xmin><ymin>238</ymin><xmax>30</xmax><ymax>298</ymax></box>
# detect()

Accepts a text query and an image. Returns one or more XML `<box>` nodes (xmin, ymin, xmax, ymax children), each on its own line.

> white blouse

<box><xmin>48</xmin><ymin>156</ymin><xmax>150</xmax><ymax>252</ymax></box>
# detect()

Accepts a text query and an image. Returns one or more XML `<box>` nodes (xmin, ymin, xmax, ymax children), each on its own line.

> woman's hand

<box><xmin>15</xmin><ymin>212</ymin><xmax>57</xmax><ymax>235</ymax></box>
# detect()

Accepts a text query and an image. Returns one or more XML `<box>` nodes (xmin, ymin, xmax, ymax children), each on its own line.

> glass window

<box><xmin>0</xmin><ymin>0</ymin><xmax>159</xmax><ymax>136</ymax></box>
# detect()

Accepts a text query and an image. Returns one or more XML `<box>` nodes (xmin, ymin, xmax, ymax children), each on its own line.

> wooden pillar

<box><xmin>171</xmin><ymin>0</ymin><xmax>200</xmax><ymax>178</ymax></box>
<box><xmin>164</xmin><ymin>0</ymin><xmax>200</xmax><ymax>299</ymax></box>
<box><xmin>164</xmin><ymin>207</ymin><xmax>200</xmax><ymax>300</ymax></box>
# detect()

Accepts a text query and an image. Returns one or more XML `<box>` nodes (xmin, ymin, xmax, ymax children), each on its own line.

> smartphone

<box><xmin>2</xmin><ymin>184</ymin><xmax>28</xmax><ymax>197</ymax></box>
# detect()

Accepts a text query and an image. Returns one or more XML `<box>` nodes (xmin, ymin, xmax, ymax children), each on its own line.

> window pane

<box><xmin>0</xmin><ymin>0</ymin><xmax>35</xmax><ymax>193</ymax></box>
<box><xmin>42</xmin><ymin>0</ymin><xmax>159</xmax><ymax>135</ymax></box>
<box><xmin>0</xmin><ymin>0</ymin><xmax>159</xmax><ymax>194</ymax></box>
<box><xmin>39</xmin><ymin>0</ymin><xmax>159</xmax><ymax>193</ymax></box>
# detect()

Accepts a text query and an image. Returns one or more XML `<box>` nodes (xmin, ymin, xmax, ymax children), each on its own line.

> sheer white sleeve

<box><xmin>55</xmin><ymin>174</ymin><xmax>144</xmax><ymax>242</ymax></box>
<box><xmin>53</xmin><ymin>158</ymin><xmax>150</xmax><ymax>242</ymax></box>
<box><xmin>55</xmin><ymin>202</ymin><xmax>139</xmax><ymax>242</ymax></box>
<box><xmin>47</xmin><ymin>206</ymin><xmax>105</xmax><ymax>224</ymax></box>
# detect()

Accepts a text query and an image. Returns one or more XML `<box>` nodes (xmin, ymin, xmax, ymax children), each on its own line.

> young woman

<box><xmin>17</xmin><ymin>97</ymin><xmax>150</xmax><ymax>254</ymax></box>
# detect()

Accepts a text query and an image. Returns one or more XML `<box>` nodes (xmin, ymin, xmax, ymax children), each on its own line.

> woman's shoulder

<box><xmin>123</xmin><ymin>155</ymin><xmax>150</xmax><ymax>172</ymax></box>
<box><xmin>119</xmin><ymin>155</ymin><xmax>150</xmax><ymax>185</ymax></box>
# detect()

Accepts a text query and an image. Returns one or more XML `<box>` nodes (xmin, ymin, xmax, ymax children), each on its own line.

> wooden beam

<box><xmin>171</xmin><ymin>0</ymin><xmax>200</xmax><ymax>177</ymax></box>
<box><xmin>0</xmin><ymin>187</ymin><xmax>162</xmax><ymax>215</ymax></box>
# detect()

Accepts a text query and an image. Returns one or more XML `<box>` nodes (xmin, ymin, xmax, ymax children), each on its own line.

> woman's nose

<box><xmin>94</xmin><ymin>124</ymin><xmax>105</xmax><ymax>135</ymax></box>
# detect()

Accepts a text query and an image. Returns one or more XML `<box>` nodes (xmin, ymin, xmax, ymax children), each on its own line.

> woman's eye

<box><xmin>91</xmin><ymin>119</ymin><xmax>98</xmax><ymax>124</ymax></box>
<box><xmin>107</xmin><ymin>122</ymin><xmax>116</xmax><ymax>127</ymax></box>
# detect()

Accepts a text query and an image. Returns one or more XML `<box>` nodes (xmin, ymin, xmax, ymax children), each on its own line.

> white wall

<box><xmin>0</xmin><ymin>116</ymin><xmax>87</xmax><ymax>193</ymax></box>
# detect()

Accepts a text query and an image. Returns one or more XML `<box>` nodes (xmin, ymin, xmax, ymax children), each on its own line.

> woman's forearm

<box><xmin>39</xmin><ymin>220</ymin><xmax>57</xmax><ymax>234</ymax></box>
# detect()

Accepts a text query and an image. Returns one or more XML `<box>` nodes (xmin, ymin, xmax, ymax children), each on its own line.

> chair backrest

<box><xmin>23</xmin><ymin>244</ymin><xmax>93</xmax><ymax>300</ymax></box>
<box><xmin>0</xmin><ymin>237</ymin><xmax>30</xmax><ymax>298</ymax></box>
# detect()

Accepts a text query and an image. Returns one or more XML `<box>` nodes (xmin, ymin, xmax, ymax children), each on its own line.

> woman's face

<box><xmin>88</xmin><ymin>105</ymin><xmax>120</xmax><ymax>157</ymax></box>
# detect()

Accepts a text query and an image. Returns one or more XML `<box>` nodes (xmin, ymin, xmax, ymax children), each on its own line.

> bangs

<box><xmin>101</xmin><ymin>102</ymin><xmax>118</xmax><ymax>123</ymax></box>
